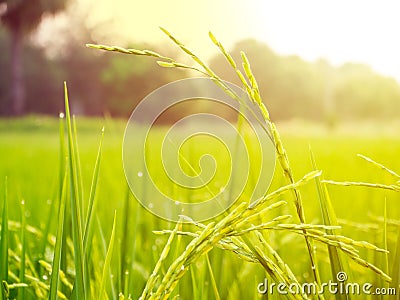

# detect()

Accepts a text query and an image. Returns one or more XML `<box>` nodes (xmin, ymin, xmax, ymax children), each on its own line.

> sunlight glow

<box><xmin>40</xmin><ymin>0</ymin><xmax>400</xmax><ymax>81</ymax></box>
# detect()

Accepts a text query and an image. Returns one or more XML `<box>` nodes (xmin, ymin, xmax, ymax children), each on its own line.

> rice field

<box><xmin>1</xmin><ymin>30</ymin><xmax>400</xmax><ymax>299</ymax></box>
<box><xmin>0</xmin><ymin>114</ymin><xmax>399</xmax><ymax>299</ymax></box>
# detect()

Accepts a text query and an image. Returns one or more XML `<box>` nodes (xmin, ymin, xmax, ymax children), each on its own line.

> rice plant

<box><xmin>0</xmin><ymin>29</ymin><xmax>398</xmax><ymax>300</ymax></box>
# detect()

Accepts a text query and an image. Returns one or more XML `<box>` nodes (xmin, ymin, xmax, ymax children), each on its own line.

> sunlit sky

<box><xmin>44</xmin><ymin>0</ymin><xmax>400</xmax><ymax>81</ymax></box>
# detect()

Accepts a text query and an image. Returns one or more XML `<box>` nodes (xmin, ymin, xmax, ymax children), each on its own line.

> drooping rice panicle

<box><xmin>357</xmin><ymin>154</ymin><xmax>400</xmax><ymax>179</ymax></box>
<box><xmin>322</xmin><ymin>180</ymin><xmax>400</xmax><ymax>192</ymax></box>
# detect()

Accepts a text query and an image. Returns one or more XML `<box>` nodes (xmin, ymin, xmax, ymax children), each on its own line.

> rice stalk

<box><xmin>205</xmin><ymin>253</ymin><xmax>221</xmax><ymax>300</ymax></box>
<box><xmin>49</xmin><ymin>171</ymin><xmax>67</xmax><ymax>300</ymax></box>
<box><xmin>83</xmin><ymin>127</ymin><xmax>104</xmax><ymax>253</ymax></box>
<box><xmin>391</xmin><ymin>221</ymin><xmax>400</xmax><ymax>297</ymax></box>
<box><xmin>99</xmin><ymin>211</ymin><xmax>117</xmax><ymax>299</ymax></box>
<box><xmin>17</xmin><ymin>199</ymin><xmax>26</xmax><ymax>300</ymax></box>
<box><xmin>322</xmin><ymin>180</ymin><xmax>400</xmax><ymax>192</ymax></box>
<box><xmin>87</xmin><ymin>30</ymin><xmax>397</xmax><ymax>299</ymax></box>
<box><xmin>1</xmin><ymin>177</ymin><xmax>9</xmax><ymax>299</ymax></box>
<box><xmin>310</xmin><ymin>148</ymin><xmax>352</xmax><ymax>300</ymax></box>
<box><xmin>64</xmin><ymin>82</ymin><xmax>86</xmax><ymax>299</ymax></box>
<box><xmin>357</xmin><ymin>154</ymin><xmax>400</xmax><ymax>179</ymax></box>
<box><xmin>140</xmin><ymin>220</ymin><xmax>181</xmax><ymax>299</ymax></box>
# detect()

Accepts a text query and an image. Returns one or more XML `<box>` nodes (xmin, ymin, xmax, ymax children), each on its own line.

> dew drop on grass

<box><xmin>59</xmin><ymin>112</ymin><xmax>65</xmax><ymax>118</ymax></box>
<box><xmin>43</xmin><ymin>275</ymin><xmax>48</xmax><ymax>280</ymax></box>
<box><xmin>149</xmin><ymin>203</ymin><xmax>153</xmax><ymax>209</ymax></box>
<box><xmin>137</xmin><ymin>171</ymin><xmax>143</xmax><ymax>177</ymax></box>
<box><xmin>21</xmin><ymin>199</ymin><xmax>25</xmax><ymax>205</ymax></box>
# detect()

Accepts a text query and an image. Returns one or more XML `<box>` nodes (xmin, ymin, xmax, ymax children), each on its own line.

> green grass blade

<box><xmin>40</xmin><ymin>113</ymin><xmax>65</xmax><ymax>260</ymax></box>
<box><xmin>99</xmin><ymin>211</ymin><xmax>117</xmax><ymax>299</ymax></box>
<box><xmin>49</xmin><ymin>172</ymin><xmax>67</xmax><ymax>300</ymax></box>
<box><xmin>64</xmin><ymin>82</ymin><xmax>86</xmax><ymax>299</ymax></box>
<box><xmin>59</xmin><ymin>113</ymin><xmax>66</xmax><ymax>203</ymax></box>
<box><xmin>0</xmin><ymin>178</ymin><xmax>8</xmax><ymax>295</ymax></box>
<box><xmin>375</xmin><ymin>198</ymin><xmax>389</xmax><ymax>299</ymax></box>
<box><xmin>310</xmin><ymin>149</ymin><xmax>350</xmax><ymax>300</ymax></box>
<box><xmin>17</xmin><ymin>199</ymin><xmax>26</xmax><ymax>300</ymax></box>
<box><xmin>127</xmin><ymin>189</ymin><xmax>142</xmax><ymax>298</ymax></box>
<box><xmin>72</xmin><ymin>116</ymin><xmax>85</xmax><ymax>219</ymax></box>
<box><xmin>120</xmin><ymin>187</ymin><xmax>130</xmax><ymax>293</ymax></box>
<box><xmin>205</xmin><ymin>254</ymin><xmax>221</xmax><ymax>300</ymax></box>
<box><xmin>391</xmin><ymin>222</ymin><xmax>400</xmax><ymax>298</ymax></box>
<box><xmin>96</xmin><ymin>216</ymin><xmax>117</xmax><ymax>299</ymax></box>
<box><xmin>189</xmin><ymin>267</ymin><xmax>198</xmax><ymax>300</ymax></box>
<box><xmin>383</xmin><ymin>199</ymin><xmax>389</xmax><ymax>276</ymax></box>
<box><xmin>60</xmin><ymin>181</ymin><xmax>70</xmax><ymax>297</ymax></box>
<box><xmin>83</xmin><ymin>127</ymin><xmax>104</xmax><ymax>253</ymax></box>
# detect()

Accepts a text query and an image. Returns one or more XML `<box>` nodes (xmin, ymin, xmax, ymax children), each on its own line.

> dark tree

<box><xmin>0</xmin><ymin>0</ymin><xmax>67</xmax><ymax>115</ymax></box>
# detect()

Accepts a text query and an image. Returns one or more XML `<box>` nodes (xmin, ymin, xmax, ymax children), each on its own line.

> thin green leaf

<box><xmin>17</xmin><ymin>199</ymin><xmax>26</xmax><ymax>300</ymax></box>
<box><xmin>96</xmin><ymin>216</ymin><xmax>117</xmax><ymax>299</ymax></box>
<box><xmin>120</xmin><ymin>187</ymin><xmax>131</xmax><ymax>294</ymax></box>
<box><xmin>64</xmin><ymin>82</ymin><xmax>86</xmax><ymax>299</ymax></box>
<box><xmin>205</xmin><ymin>254</ymin><xmax>221</xmax><ymax>300</ymax></box>
<box><xmin>391</xmin><ymin>217</ymin><xmax>400</xmax><ymax>297</ymax></box>
<box><xmin>41</xmin><ymin>113</ymin><xmax>65</xmax><ymax>262</ymax></box>
<box><xmin>83</xmin><ymin>127</ymin><xmax>104</xmax><ymax>253</ymax></box>
<box><xmin>0</xmin><ymin>178</ymin><xmax>8</xmax><ymax>298</ymax></box>
<box><xmin>311</xmin><ymin>149</ymin><xmax>352</xmax><ymax>300</ymax></box>
<box><xmin>99</xmin><ymin>211</ymin><xmax>117</xmax><ymax>299</ymax></box>
<box><xmin>72</xmin><ymin>116</ymin><xmax>85</xmax><ymax>221</ymax></box>
<box><xmin>49</xmin><ymin>172</ymin><xmax>67</xmax><ymax>300</ymax></box>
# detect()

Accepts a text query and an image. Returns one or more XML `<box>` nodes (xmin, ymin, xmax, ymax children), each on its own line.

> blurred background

<box><xmin>0</xmin><ymin>0</ymin><xmax>399</xmax><ymax>124</ymax></box>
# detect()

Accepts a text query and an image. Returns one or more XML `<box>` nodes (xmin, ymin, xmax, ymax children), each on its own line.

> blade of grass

<box><xmin>59</xmin><ymin>113</ymin><xmax>66</xmax><ymax>202</ymax></box>
<box><xmin>72</xmin><ymin>116</ymin><xmax>85</xmax><ymax>219</ymax></box>
<box><xmin>49</xmin><ymin>172</ymin><xmax>67</xmax><ymax>300</ymax></box>
<box><xmin>64</xmin><ymin>82</ymin><xmax>86</xmax><ymax>299</ymax></box>
<box><xmin>189</xmin><ymin>267</ymin><xmax>198</xmax><ymax>300</ymax></box>
<box><xmin>127</xmin><ymin>188</ymin><xmax>142</xmax><ymax>298</ymax></box>
<box><xmin>310</xmin><ymin>149</ymin><xmax>350</xmax><ymax>300</ymax></box>
<box><xmin>96</xmin><ymin>216</ymin><xmax>118</xmax><ymax>299</ymax></box>
<box><xmin>60</xmin><ymin>176</ymin><xmax>70</xmax><ymax>297</ymax></box>
<box><xmin>17</xmin><ymin>199</ymin><xmax>26</xmax><ymax>300</ymax></box>
<box><xmin>205</xmin><ymin>253</ymin><xmax>221</xmax><ymax>300</ymax></box>
<box><xmin>375</xmin><ymin>198</ymin><xmax>389</xmax><ymax>300</ymax></box>
<box><xmin>1</xmin><ymin>177</ymin><xmax>8</xmax><ymax>299</ymax></box>
<box><xmin>99</xmin><ymin>211</ymin><xmax>117</xmax><ymax>299</ymax></box>
<box><xmin>383</xmin><ymin>199</ymin><xmax>389</xmax><ymax>277</ymax></box>
<box><xmin>120</xmin><ymin>187</ymin><xmax>130</xmax><ymax>293</ymax></box>
<box><xmin>390</xmin><ymin>205</ymin><xmax>400</xmax><ymax>298</ymax></box>
<box><xmin>41</xmin><ymin>113</ymin><xmax>65</xmax><ymax>262</ymax></box>
<box><xmin>83</xmin><ymin>127</ymin><xmax>104</xmax><ymax>252</ymax></box>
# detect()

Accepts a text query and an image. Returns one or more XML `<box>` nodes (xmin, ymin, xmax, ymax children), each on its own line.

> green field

<box><xmin>0</xmin><ymin>116</ymin><xmax>399</xmax><ymax>299</ymax></box>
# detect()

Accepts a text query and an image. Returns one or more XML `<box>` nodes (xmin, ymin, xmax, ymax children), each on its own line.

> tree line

<box><xmin>1</xmin><ymin>1</ymin><xmax>399</xmax><ymax>122</ymax></box>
